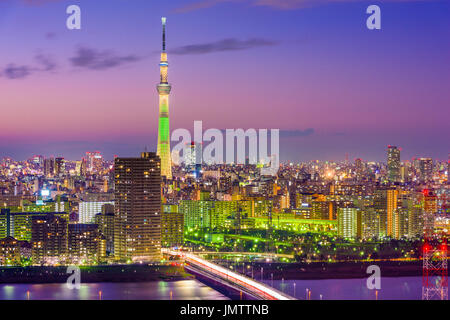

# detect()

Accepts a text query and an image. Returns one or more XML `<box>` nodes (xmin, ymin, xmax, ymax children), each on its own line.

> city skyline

<box><xmin>0</xmin><ymin>0</ymin><xmax>449</xmax><ymax>162</ymax></box>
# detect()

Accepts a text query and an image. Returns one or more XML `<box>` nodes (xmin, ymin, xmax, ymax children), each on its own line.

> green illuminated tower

<box><xmin>157</xmin><ymin>17</ymin><xmax>172</xmax><ymax>179</ymax></box>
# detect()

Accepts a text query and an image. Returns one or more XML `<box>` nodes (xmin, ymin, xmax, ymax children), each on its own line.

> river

<box><xmin>264</xmin><ymin>276</ymin><xmax>423</xmax><ymax>300</ymax></box>
<box><xmin>0</xmin><ymin>276</ymin><xmax>424</xmax><ymax>300</ymax></box>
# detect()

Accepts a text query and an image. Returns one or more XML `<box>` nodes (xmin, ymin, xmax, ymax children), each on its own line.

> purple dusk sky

<box><xmin>0</xmin><ymin>0</ymin><xmax>449</xmax><ymax>162</ymax></box>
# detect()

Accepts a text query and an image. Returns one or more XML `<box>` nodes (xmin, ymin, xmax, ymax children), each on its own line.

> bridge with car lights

<box><xmin>162</xmin><ymin>249</ymin><xmax>296</xmax><ymax>300</ymax></box>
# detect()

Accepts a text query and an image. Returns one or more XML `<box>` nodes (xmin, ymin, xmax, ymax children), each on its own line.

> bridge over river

<box><xmin>162</xmin><ymin>249</ymin><xmax>295</xmax><ymax>300</ymax></box>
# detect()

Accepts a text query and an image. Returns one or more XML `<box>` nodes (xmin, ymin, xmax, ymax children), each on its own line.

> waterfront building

<box><xmin>0</xmin><ymin>236</ymin><xmax>22</xmax><ymax>265</ymax></box>
<box><xmin>31</xmin><ymin>214</ymin><xmax>69</xmax><ymax>265</ymax></box>
<box><xmin>68</xmin><ymin>224</ymin><xmax>106</xmax><ymax>264</ymax></box>
<box><xmin>114</xmin><ymin>152</ymin><xmax>162</xmax><ymax>262</ymax></box>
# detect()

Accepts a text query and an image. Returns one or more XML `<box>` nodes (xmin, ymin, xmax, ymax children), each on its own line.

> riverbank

<box><xmin>0</xmin><ymin>265</ymin><xmax>194</xmax><ymax>284</ymax></box>
<box><xmin>0</xmin><ymin>260</ymin><xmax>423</xmax><ymax>284</ymax></box>
<box><xmin>243</xmin><ymin>260</ymin><xmax>423</xmax><ymax>280</ymax></box>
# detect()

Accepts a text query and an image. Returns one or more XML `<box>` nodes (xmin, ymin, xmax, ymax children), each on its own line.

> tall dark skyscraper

<box><xmin>387</xmin><ymin>146</ymin><xmax>400</xmax><ymax>183</ymax></box>
<box><xmin>418</xmin><ymin>158</ymin><xmax>433</xmax><ymax>183</ymax></box>
<box><xmin>44</xmin><ymin>158</ymin><xmax>55</xmax><ymax>177</ymax></box>
<box><xmin>114</xmin><ymin>152</ymin><xmax>162</xmax><ymax>262</ymax></box>
<box><xmin>55</xmin><ymin>157</ymin><xmax>65</xmax><ymax>176</ymax></box>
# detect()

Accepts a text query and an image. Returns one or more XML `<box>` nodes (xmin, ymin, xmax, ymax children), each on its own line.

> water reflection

<box><xmin>0</xmin><ymin>280</ymin><xmax>229</xmax><ymax>300</ymax></box>
<box><xmin>265</xmin><ymin>277</ymin><xmax>423</xmax><ymax>300</ymax></box>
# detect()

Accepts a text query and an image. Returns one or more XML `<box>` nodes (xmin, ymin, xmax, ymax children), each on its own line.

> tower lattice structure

<box><xmin>156</xmin><ymin>17</ymin><xmax>172</xmax><ymax>179</ymax></box>
<box><xmin>422</xmin><ymin>189</ymin><xmax>448</xmax><ymax>300</ymax></box>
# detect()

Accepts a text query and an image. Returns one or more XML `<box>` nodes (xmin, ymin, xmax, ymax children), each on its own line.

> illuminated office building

<box><xmin>114</xmin><ymin>152</ymin><xmax>162</xmax><ymax>262</ymax></box>
<box><xmin>387</xmin><ymin>146</ymin><xmax>400</xmax><ymax>182</ymax></box>
<box><xmin>156</xmin><ymin>17</ymin><xmax>172</xmax><ymax>179</ymax></box>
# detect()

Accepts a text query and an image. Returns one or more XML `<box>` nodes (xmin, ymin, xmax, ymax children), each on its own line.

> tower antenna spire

<box><xmin>162</xmin><ymin>17</ymin><xmax>166</xmax><ymax>52</ymax></box>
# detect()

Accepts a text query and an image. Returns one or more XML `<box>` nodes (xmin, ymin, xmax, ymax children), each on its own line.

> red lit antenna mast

<box><xmin>422</xmin><ymin>189</ymin><xmax>448</xmax><ymax>300</ymax></box>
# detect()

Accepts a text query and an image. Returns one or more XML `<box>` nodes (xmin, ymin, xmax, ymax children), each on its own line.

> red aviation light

<box><xmin>440</xmin><ymin>240</ymin><xmax>448</xmax><ymax>252</ymax></box>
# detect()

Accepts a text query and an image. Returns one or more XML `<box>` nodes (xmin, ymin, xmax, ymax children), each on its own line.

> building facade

<box><xmin>114</xmin><ymin>152</ymin><xmax>162</xmax><ymax>262</ymax></box>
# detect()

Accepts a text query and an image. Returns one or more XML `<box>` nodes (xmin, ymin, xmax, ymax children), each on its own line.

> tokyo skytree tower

<box><xmin>156</xmin><ymin>17</ymin><xmax>172</xmax><ymax>179</ymax></box>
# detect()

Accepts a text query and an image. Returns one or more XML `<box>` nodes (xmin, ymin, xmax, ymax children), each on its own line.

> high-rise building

<box><xmin>68</xmin><ymin>224</ymin><xmax>106</xmax><ymax>264</ymax></box>
<box><xmin>387</xmin><ymin>146</ymin><xmax>400</xmax><ymax>182</ymax></box>
<box><xmin>374</xmin><ymin>187</ymin><xmax>398</xmax><ymax>238</ymax></box>
<box><xmin>44</xmin><ymin>158</ymin><xmax>55</xmax><ymax>177</ymax></box>
<box><xmin>418</xmin><ymin>158</ymin><xmax>433</xmax><ymax>183</ymax></box>
<box><xmin>417</xmin><ymin>158</ymin><xmax>433</xmax><ymax>183</ymax></box>
<box><xmin>0</xmin><ymin>209</ymin><xmax>69</xmax><ymax>241</ymax></box>
<box><xmin>95</xmin><ymin>204</ymin><xmax>115</xmax><ymax>254</ymax></box>
<box><xmin>0</xmin><ymin>236</ymin><xmax>26</xmax><ymax>266</ymax></box>
<box><xmin>55</xmin><ymin>157</ymin><xmax>65</xmax><ymax>176</ymax></box>
<box><xmin>79</xmin><ymin>200</ymin><xmax>114</xmax><ymax>224</ymax></box>
<box><xmin>114</xmin><ymin>152</ymin><xmax>162</xmax><ymax>262</ymax></box>
<box><xmin>161</xmin><ymin>212</ymin><xmax>184</xmax><ymax>247</ymax></box>
<box><xmin>400</xmin><ymin>165</ymin><xmax>409</xmax><ymax>183</ymax></box>
<box><xmin>86</xmin><ymin>151</ymin><xmax>103</xmax><ymax>174</ymax></box>
<box><xmin>156</xmin><ymin>17</ymin><xmax>172</xmax><ymax>179</ymax></box>
<box><xmin>337</xmin><ymin>206</ymin><xmax>358</xmax><ymax>239</ymax></box>
<box><xmin>394</xmin><ymin>192</ymin><xmax>411</xmax><ymax>239</ymax></box>
<box><xmin>360</xmin><ymin>208</ymin><xmax>380</xmax><ymax>240</ymax></box>
<box><xmin>355</xmin><ymin>158</ymin><xmax>364</xmax><ymax>180</ymax></box>
<box><xmin>31</xmin><ymin>214</ymin><xmax>68</xmax><ymax>265</ymax></box>
<box><xmin>185</xmin><ymin>141</ymin><xmax>202</xmax><ymax>179</ymax></box>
